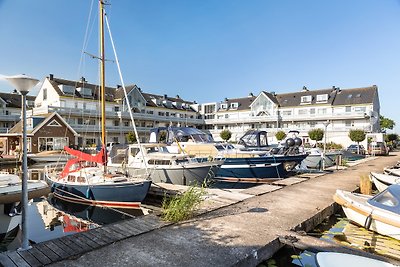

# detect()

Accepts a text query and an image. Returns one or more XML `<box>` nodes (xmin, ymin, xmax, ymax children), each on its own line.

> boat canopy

<box><xmin>368</xmin><ymin>184</ymin><xmax>400</xmax><ymax>214</ymax></box>
<box><xmin>238</xmin><ymin>130</ymin><xmax>268</xmax><ymax>148</ymax></box>
<box><xmin>149</xmin><ymin>127</ymin><xmax>213</xmax><ymax>144</ymax></box>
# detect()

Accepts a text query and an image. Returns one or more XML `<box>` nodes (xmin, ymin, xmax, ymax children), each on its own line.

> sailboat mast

<box><xmin>99</xmin><ymin>0</ymin><xmax>107</xmax><ymax>170</ymax></box>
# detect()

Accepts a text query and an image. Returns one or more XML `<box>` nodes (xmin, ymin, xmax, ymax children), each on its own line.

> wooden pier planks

<box><xmin>0</xmin><ymin>214</ymin><xmax>167</xmax><ymax>266</ymax></box>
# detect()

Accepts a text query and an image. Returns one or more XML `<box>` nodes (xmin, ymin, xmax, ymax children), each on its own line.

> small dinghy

<box><xmin>316</xmin><ymin>252</ymin><xmax>395</xmax><ymax>267</ymax></box>
<box><xmin>370</xmin><ymin>172</ymin><xmax>400</xmax><ymax>192</ymax></box>
<box><xmin>334</xmin><ymin>184</ymin><xmax>400</xmax><ymax>240</ymax></box>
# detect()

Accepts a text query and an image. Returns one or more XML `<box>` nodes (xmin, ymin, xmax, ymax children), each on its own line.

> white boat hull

<box><xmin>370</xmin><ymin>172</ymin><xmax>400</xmax><ymax>192</ymax></box>
<box><xmin>334</xmin><ymin>189</ymin><xmax>400</xmax><ymax>240</ymax></box>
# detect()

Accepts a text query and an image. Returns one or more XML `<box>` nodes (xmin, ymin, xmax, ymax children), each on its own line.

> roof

<box><xmin>217</xmin><ymin>95</ymin><xmax>256</xmax><ymax>112</ymax></box>
<box><xmin>0</xmin><ymin>92</ymin><xmax>35</xmax><ymax>108</ymax></box>
<box><xmin>269</xmin><ymin>86</ymin><xmax>378</xmax><ymax>107</ymax></box>
<box><xmin>47</xmin><ymin>75</ymin><xmax>196</xmax><ymax>111</ymax></box>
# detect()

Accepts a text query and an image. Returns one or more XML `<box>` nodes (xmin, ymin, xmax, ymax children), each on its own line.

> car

<box><xmin>346</xmin><ymin>144</ymin><xmax>365</xmax><ymax>155</ymax></box>
<box><xmin>368</xmin><ymin>142</ymin><xmax>389</xmax><ymax>156</ymax></box>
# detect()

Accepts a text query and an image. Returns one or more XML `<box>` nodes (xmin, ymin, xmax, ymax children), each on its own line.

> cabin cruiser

<box><xmin>107</xmin><ymin>143</ymin><xmax>222</xmax><ymax>186</ymax></box>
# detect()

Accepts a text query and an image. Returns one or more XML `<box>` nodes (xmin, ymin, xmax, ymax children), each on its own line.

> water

<box><xmin>0</xmin><ymin>163</ymin><xmax>150</xmax><ymax>252</ymax></box>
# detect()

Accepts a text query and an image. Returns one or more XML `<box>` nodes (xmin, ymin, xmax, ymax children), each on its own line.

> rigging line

<box><xmin>104</xmin><ymin>13</ymin><xmax>149</xmax><ymax>175</ymax></box>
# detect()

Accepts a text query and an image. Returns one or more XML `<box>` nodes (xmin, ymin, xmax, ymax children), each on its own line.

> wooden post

<box><xmin>360</xmin><ymin>174</ymin><xmax>372</xmax><ymax>195</ymax></box>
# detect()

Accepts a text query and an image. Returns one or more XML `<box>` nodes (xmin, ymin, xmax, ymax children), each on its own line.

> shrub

<box><xmin>275</xmin><ymin>131</ymin><xmax>287</xmax><ymax>141</ymax></box>
<box><xmin>220</xmin><ymin>130</ymin><xmax>232</xmax><ymax>142</ymax></box>
<box><xmin>308</xmin><ymin>128</ymin><xmax>324</xmax><ymax>142</ymax></box>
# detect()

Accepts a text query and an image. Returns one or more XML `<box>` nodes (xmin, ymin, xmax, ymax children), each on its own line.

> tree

<box><xmin>275</xmin><ymin>131</ymin><xmax>287</xmax><ymax>142</ymax></box>
<box><xmin>380</xmin><ymin>115</ymin><xmax>395</xmax><ymax>132</ymax></box>
<box><xmin>220</xmin><ymin>130</ymin><xmax>232</xmax><ymax>142</ymax></box>
<box><xmin>385</xmin><ymin>133</ymin><xmax>398</xmax><ymax>148</ymax></box>
<box><xmin>348</xmin><ymin>129</ymin><xmax>366</xmax><ymax>154</ymax></box>
<box><xmin>126</xmin><ymin>132</ymin><xmax>137</xmax><ymax>143</ymax></box>
<box><xmin>308</xmin><ymin>128</ymin><xmax>324</xmax><ymax>143</ymax></box>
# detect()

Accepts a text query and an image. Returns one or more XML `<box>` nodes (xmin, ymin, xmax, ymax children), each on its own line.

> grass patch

<box><xmin>161</xmin><ymin>184</ymin><xmax>206</xmax><ymax>222</ymax></box>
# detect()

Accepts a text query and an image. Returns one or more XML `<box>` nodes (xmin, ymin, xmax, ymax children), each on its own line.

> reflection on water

<box><xmin>1</xmin><ymin>164</ymin><xmax>150</xmax><ymax>252</ymax></box>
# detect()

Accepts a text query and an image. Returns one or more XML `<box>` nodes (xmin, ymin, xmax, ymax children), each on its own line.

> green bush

<box><xmin>161</xmin><ymin>185</ymin><xmax>206</xmax><ymax>222</ymax></box>
<box><xmin>220</xmin><ymin>130</ymin><xmax>232</xmax><ymax>142</ymax></box>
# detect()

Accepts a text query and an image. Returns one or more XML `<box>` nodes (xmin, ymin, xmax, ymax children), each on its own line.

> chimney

<box><xmin>176</xmin><ymin>94</ymin><xmax>180</xmax><ymax>99</ymax></box>
<box><xmin>224</xmin><ymin>97</ymin><xmax>228</xmax><ymax>102</ymax></box>
<box><xmin>248</xmin><ymin>92</ymin><xmax>254</xmax><ymax>97</ymax></box>
<box><xmin>49</xmin><ymin>74</ymin><xmax>54</xmax><ymax>80</ymax></box>
<box><xmin>163</xmin><ymin>94</ymin><xmax>167</xmax><ymax>99</ymax></box>
<box><xmin>302</xmin><ymin>86</ymin><xmax>308</xmax><ymax>92</ymax></box>
<box><xmin>117</xmin><ymin>84</ymin><xmax>122</xmax><ymax>88</ymax></box>
<box><xmin>80</xmin><ymin>76</ymin><xmax>86</xmax><ymax>83</ymax></box>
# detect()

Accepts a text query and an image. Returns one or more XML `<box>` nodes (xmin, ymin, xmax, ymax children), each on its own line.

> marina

<box><xmin>1</xmin><ymin>151</ymin><xmax>399</xmax><ymax>266</ymax></box>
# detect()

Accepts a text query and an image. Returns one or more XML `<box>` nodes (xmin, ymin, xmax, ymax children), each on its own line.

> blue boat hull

<box><xmin>50</xmin><ymin>180</ymin><xmax>151</xmax><ymax>209</ymax></box>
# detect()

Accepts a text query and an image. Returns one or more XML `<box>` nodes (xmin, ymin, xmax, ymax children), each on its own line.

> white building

<box><xmin>32</xmin><ymin>74</ymin><xmax>203</xmax><ymax>147</ymax></box>
<box><xmin>200</xmin><ymin>86</ymin><xmax>380</xmax><ymax>147</ymax></box>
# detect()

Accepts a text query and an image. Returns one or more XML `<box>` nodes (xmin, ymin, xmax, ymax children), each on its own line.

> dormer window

<box><xmin>230</xmin><ymin>102</ymin><xmax>239</xmax><ymax>109</ymax></box>
<box><xmin>220</xmin><ymin>103</ymin><xmax>228</xmax><ymax>110</ymax></box>
<box><xmin>316</xmin><ymin>94</ymin><xmax>328</xmax><ymax>103</ymax></box>
<box><xmin>301</xmin><ymin>95</ymin><xmax>312</xmax><ymax>104</ymax></box>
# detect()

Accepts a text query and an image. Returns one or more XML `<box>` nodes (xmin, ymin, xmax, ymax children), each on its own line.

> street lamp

<box><xmin>4</xmin><ymin>74</ymin><xmax>39</xmax><ymax>250</ymax></box>
<box><xmin>322</xmin><ymin>120</ymin><xmax>331</xmax><ymax>170</ymax></box>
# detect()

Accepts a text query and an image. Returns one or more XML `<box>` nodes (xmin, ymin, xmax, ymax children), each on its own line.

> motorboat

<box><xmin>315</xmin><ymin>252</ymin><xmax>395</xmax><ymax>267</ymax></box>
<box><xmin>149</xmin><ymin>127</ymin><xmax>307</xmax><ymax>183</ymax></box>
<box><xmin>334</xmin><ymin>184</ymin><xmax>400</xmax><ymax>240</ymax></box>
<box><xmin>107</xmin><ymin>143</ymin><xmax>223</xmax><ymax>186</ymax></box>
<box><xmin>383</xmin><ymin>167</ymin><xmax>400</xmax><ymax>177</ymax></box>
<box><xmin>302</xmin><ymin>148</ymin><xmax>340</xmax><ymax>169</ymax></box>
<box><xmin>370</xmin><ymin>172</ymin><xmax>400</xmax><ymax>192</ymax></box>
<box><xmin>27</xmin><ymin>151</ymin><xmax>73</xmax><ymax>163</ymax></box>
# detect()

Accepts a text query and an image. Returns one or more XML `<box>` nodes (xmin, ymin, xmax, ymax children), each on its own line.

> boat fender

<box><xmin>50</xmin><ymin>183</ymin><xmax>56</xmax><ymax>193</ymax></box>
<box><xmin>86</xmin><ymin>188</ymin><xmax>93</xmax><ymax>200</ymax></box>
<box><xmin>364</xmin><ymin>214</ymin><xmax>373</xmax><ymax>230</ymax></box>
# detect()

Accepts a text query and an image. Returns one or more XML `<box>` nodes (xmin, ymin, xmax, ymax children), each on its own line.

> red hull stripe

<box><xmin>53</xmin><ymin>192</ymin><xmax>142</xmax><ymax>209</ymax></box>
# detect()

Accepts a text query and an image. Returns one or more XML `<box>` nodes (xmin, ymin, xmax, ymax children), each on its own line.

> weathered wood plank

<box><xmin>124</xmin><ymin>219</ymin><xmax>154</xmax><ymax>234</ymax></box>
<box><xmin>16</xmin><ymin>250</ymin><xmax>42</xmax><ymax>267</ymax></box>
<box><xmin>110</xmin><ymin>223</ymin><xmax>133</xmax><ymax>238</ymax></box>
<box><xmin>5</xmin><ymin>251</ymin><xmax>30</xmax><ymax>267</ymax></box>
<box><xmin>43</xmin><ymin>240</ymin><xmax>70</xmax><ymax>258</ymax></box>
<box><xmin>49</xmin><ymin>238</ymin><xmax>76</xmax><ymax>256</ymax></box>
<box><xmin>115</xmin><ymin>220</ymin><xmax>145</xmax><ymax>236</ymax></box>
<box><xmin>33</xmin><ymin>243</ymin><xmax>61</xmax><ymax>262</ymax></box>
<box><xmin>100</xmin><ymin>226</ymin><xmax>126</xmax><ymax>239</ymax></box>
<box><xmin>80</xmin><ymin>231</ymin><xmax>109</xmax><ymax>246</ymax></box>
<box><xmin>25</xmin><ymin>247</ymin><xmax>52</xmax><ymax>266</ymax></box>
<box><xmin>90</xmin><ymin>228</ymin><xmax>120</xmax><ymax>242</ymax></box>
<box><xmin>61</xmin><ymin>235</ymin><xmax>92</xmax><ymax>253</ymax></box>
<box><xmin>73</xmin><ymin>234</ymin><xmax>99</xmax><ymax>249</ymax></box>
<box><xmin>57</xmin><ymin>236</ymin><xmax>85</xmax><ymax>254</ymax></box>
<box><xmin>0</xmin><ymin>253</ymin><xmax>17</xmax><ymax>267</ymax></box>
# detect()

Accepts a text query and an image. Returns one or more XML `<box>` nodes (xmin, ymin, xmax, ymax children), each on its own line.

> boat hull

<box><xmin>302</xmin><ymin>153</ymin><xmax>337</xmax><ymax>169</ymax></box>
<box><xmin>334</xmin><ymin>190</ymin><xmax>400</xmax><ymax>240</ymax></box>
<box><xmin>215</xmin><ymin>162</ymin><xmax>286</xmax><ymax>180</ymax></box>
<box><xmin>370</xmin><ymin>172</ymin><xmax>400</xmax><ymax>192</ymax></box>
<box><xmin>49</xmin><ymin>180</ymin><xmax>151</xmax><ymax>209</ymax></box>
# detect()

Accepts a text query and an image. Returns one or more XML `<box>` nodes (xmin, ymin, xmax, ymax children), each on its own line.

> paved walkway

<box><xmin>46</xmin><ymin>152</ymin><xmax>400</xmax><ymax>267</ymax></box>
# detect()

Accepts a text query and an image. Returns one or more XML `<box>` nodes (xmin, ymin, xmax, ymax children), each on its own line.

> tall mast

<box><xmin>99</xmin><ymin>0</ymin><xmax>107</xmax><ymax>170</ymax></box>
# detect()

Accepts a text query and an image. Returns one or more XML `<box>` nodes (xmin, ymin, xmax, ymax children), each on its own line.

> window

<box><xmin>354</xmin><ymin>107</ymin><xmax>366</xmax><ymax>112</ymax></box>
<box><xmin>345</xmin><ymin>106</ymin><xmax>351</xmax><ymax>113</ymax></box>
<box><xmin>114</xmin><ymin>120</ymin><xmax>120</xmax><ymax>126</ymax></box>
<box><xmin>43</xmin><ymin>89</ymin><xmax>47</xmax><ymax>101</ymax></box>
<box><xmin>230</xmin><ymin>102</ymin><xmax>239</xmax><ymax>109</ymax></box>
<box><xmin>75</xmin><ymin>102</ymin><xmax>78</xmax><ymax>109</ymax></box>
<box><xmin>318</xmin><ymin>108</ymin><xmax>327</xmax><ymax>115</ymax></box>
<box><xmin>282</xmin><ymin>110</ymin><xmax>292</xmax><ymax>116</ymax></box>
<box><xmin>220</xmin><ymin>103</ymin><xmax>228</xmax><ymax>109</ymax></box>
<box><xmin>225</xmin><ymin>114</ymin><xmax>229</xmax><ymax>118</ymax></box>
<box><xmin>316</xmin><ymin>94</ymin><xmax>328</xmax><ymax>102</ymax></box>
<box><xmin>114</xmin><ymin>106</ymin><xmax>120</xmax><ymax>112</ymax></box>
<box><xmin>48</xmin><ymin>120</ymin><xmax>61</xmax><ymax>127</ymax></box>
<box><xmin>83</xmin><ymin>103</ymin><xmax>87</xmax><ymax>110</ymax></box>
<box><xmin>345</xmin><ymin>121</ymin><xmax>352</xmax><ymax>127</ymax></box>
<box><xmin>310</xmin><ymin>108</ymin><xmax>315</xmax><ymax>115</ymax></box>
<box><xmin>124</xmin><ymin>121</ymin><xmax>129</xmax><ymax>127</ymax></box>
<box><xmin>38</xmin><ymin>137</ymin><xmax>68</xmax><ymax>151</ymax></box>
<box><xmin>301</xmin><ymin>95</ymin><xmax>312</xmax><ymax>104</ymax></box>
<box><xmin>77</xmin><ymin>118</ymin><xmax>83</xmax><ymax>125</ymax></box>
<box><xmin>298</xmin><ymin>109</ymin><xmax>308</xmax><ymax>115</ymax></box>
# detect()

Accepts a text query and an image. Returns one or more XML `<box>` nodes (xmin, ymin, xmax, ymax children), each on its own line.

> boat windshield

<box><xmin>368</xmin><ymin>185</ymin><xmax>400</xmax><ymax>213</ymax></box>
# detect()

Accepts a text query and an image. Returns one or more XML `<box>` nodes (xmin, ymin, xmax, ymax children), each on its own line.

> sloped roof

<box><xmin>0</xmin><ymin>92</ymin><xmax>35</xmax><ymax>108</ymax></box>
<box><xmin>275</xmin><ymin>88</ymin><xmax>337</xmax><ymax>107</ymax></box>
<box><xmin>217</xmin><ymin>95</ymin><xmax>256</xmax><ymax>112</ymax></box>
<box><xmin>332</xmin><ymin>86</ymin><xmax>377</xmax><ymax>106</ymax></box>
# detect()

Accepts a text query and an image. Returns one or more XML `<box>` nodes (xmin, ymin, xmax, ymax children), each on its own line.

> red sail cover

<box><xmin>59</xmin><ymin>146</ymin><xmax>106</xmax><ymax>178</ymax></box>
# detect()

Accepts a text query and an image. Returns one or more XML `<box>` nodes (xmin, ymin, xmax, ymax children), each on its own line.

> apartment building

<box><xmin>32</xmin><ymin>74</ymin><xmax>203</xmax><ymax>147</ymax></box>
<box><xmin>199</xmin><ymin>86</ymin><xmax>380</xmax><ymax>147</ymax></box>
<box><xmin>0</xmin><ymin>91</ymin><xmax>35</xmax><ymax>133</ymax></box>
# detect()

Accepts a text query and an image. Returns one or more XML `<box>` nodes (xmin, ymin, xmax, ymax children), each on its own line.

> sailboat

<box><xmin>45</xmin><ymin>1</ymin><xmax>151</xmax><ymax>209</ymax></box>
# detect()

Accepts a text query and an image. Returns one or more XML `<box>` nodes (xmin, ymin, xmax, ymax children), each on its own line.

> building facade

<box><xmin>1</xmin><ymin>74</ymin><xmax>381</xmax><ymax>150</ymax></box>
<box><xmin>199</xmin><ymin>86</ymin><xmax>380</xmax><ymax>147</ymax></box>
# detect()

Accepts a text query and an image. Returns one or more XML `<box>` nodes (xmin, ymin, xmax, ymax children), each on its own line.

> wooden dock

<box><xmin>1</xmin><ymin>153</ymin><xmax>400</xmax><ymax>266</ymax></box>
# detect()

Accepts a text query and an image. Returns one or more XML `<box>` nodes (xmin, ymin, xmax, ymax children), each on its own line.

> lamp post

<box><xmin>322</xmin><ymin>120</ymin><xmax>331</xmax><ymax>170</ymax></box>
<box><xmin>4</xmin><ymin>74</ymin><xmax>39</xmax><ymax>250</ymax></box>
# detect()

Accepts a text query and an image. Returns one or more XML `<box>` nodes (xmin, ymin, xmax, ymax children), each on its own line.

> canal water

<box><xmin>0</xmin><ymin>163</ymin><xmax>150</xmax><ymax>252</ymax></box>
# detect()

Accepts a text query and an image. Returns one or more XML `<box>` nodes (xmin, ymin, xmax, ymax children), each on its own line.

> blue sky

<box><xmin>0</xmin><ymin>0</ymin><xmax>399</xmax><ymax>131</ymax></box>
